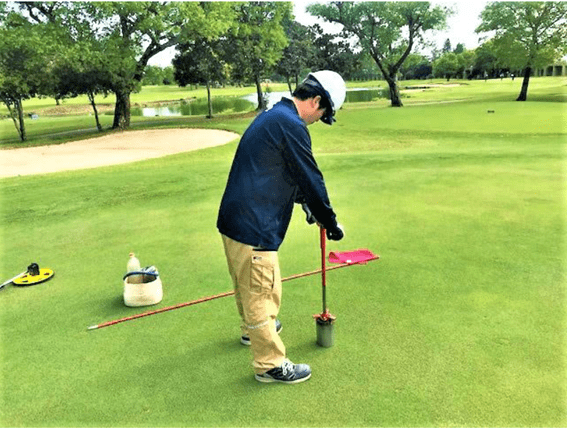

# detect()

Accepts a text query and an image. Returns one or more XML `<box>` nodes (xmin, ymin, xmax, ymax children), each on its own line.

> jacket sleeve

<box><xmin>281</xmin><ymin>123</ymin><xmax>338</xmax><ymax>229</ymax></box>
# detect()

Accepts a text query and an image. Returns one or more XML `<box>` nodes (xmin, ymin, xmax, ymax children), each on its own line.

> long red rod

<box><xmin>87</xmin><ymin>290</ymin><xmax>235</xmax><ymax>330</ymax></box>
<box><xmin>87</xmin><ymin>257</ymin><xmax>379</xmax><ymax>331</ymax></box>
<box><xmin>320</xmin><ymin>227</ymin><xmax>327</xmax><ymax>313</ymax></box>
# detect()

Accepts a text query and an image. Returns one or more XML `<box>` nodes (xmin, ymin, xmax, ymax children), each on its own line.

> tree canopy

<box><xmin>476</xmin><ymin>1</ymin><xmax>567</xmax><ymax>101</ymax></box>
<box><xmin>12</xmin><ymin>1</ymin><xmax>235</xmax><ymax>129</ymax></box>
<box><xmin>173</xmin><ymin>38</ymin><xmax>227</xmax><ymax>118</ymax></box>
<box><xmin>275</xmin><ymin>19</ymin><xmax>315</xmax><ymax>93</ymax></box>
<box><xmin>308</xmin><ymin>1</ymin><xmax>451</xmax><ymax>107</ymax></box>
<box><xmin>223</xmin><ymin>2</ymin><xmax>291</xmax><ymax>111</ymax></box>
<box><xmin>0</xmin><ymin>10</ymin><xmax>58</xmax><ymax>140</ymax></box>
<box><xmin>5</xmin><ymin>1</ymin><xmax>566</xmax><ymax>143</ymax></box>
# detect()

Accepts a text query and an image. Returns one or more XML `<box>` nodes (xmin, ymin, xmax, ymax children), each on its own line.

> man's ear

<box><xmin>312</xmin><ymin>95</ymin><xmax>322</xmax><ymax>108</ymax></box>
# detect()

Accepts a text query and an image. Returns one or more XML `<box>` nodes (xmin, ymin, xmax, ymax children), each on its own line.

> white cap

<box><xmin>303</xmin><ymin>70</ymin><xmax>347</xmax><ymax>125</ymax></box>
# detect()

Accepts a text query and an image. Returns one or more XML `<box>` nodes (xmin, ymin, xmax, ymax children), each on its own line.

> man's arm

<box><xmin>282</xmin><ymin>126</ymin><xmax>343</xmax><ymax>240</ymax></box>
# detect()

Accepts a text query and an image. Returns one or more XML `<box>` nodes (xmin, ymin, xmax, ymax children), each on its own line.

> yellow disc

<box><xmin>13</xmin><ymin>268</ymin><xmax>54</xmax><ymax>286</ymax></box>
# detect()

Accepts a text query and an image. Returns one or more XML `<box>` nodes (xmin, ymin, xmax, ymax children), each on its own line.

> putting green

<box><xmin>1</xmin><ymin>81</ymin><xmax>565</xmax><ymax>427</ymax></box>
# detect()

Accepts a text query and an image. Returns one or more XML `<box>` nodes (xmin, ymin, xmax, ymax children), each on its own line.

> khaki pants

<box><xmin>221</xmin><ymin>235</ymin><xmax>286</xmax><ymax>374</ymax></box>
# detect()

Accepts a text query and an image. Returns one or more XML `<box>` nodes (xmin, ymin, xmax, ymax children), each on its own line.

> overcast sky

<box><xmin>148</xmin><ymin>0</ymin><xmax>490</xmax><ymax>68</ymax></box>
<box><xmin>291</xmin><ymin>1</ymin><xmax>491</xmax><ymax>52</ymax></box>
<box><xmin>430</xmin><ymin>1</ymin><xmax>490</xmax><ymax>50</ymax></box>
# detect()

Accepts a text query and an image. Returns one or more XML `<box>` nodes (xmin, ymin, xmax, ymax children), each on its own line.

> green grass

<box><xmin>0</xmin><ymin>83</ymin><xmax>272</xmax><ymax>114</ymax></box>
<box><xmin>0</xmin><ymin>78</ymin><xmax>565</xmax><ymax>427</ymax></box>
<box><xmin>2</xmin><ymin>77</ymin><xmax>565</xmax><ymax>147</ymax></box>
<box><xmin>0</xmin><ymin>82</ymin><xmax>289</xmax><ymax>120</ymax></box>
<box><xmin>400</xmin><ymin>76</ymin><xmax>567</xmax><ymax>104</ymax></box>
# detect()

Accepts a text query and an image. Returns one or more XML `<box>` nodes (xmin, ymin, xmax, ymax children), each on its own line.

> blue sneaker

<box><xmin>255</xmin><ymin>359</ymin><xmax>312</xmax><ymax>384</ymax></box>
<box><xmin>240</xmin><ymin>319</ymin><xmax>282</xmax><ymax>346</ymax></box>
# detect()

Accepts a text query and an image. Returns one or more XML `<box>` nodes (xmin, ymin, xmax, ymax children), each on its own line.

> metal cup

<box><xmin>316</xmin><ymin>317</ymin><xmax>335</xmax><ymax>347</ymax></box>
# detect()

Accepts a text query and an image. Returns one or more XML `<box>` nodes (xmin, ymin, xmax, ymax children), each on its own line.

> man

<box><xmin>217</xmin><ymin>70</ymin><xmax>346</xmax><ymax>384</ymax></box>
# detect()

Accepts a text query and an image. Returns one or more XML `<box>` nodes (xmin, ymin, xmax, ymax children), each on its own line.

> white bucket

<box><xmin>123</xmin><ymin>272</ymin><xmax>163</xmax><ymax>307</ymax></box>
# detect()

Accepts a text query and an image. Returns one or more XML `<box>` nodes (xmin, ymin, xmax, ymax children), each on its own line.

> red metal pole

<box><xmin>88</xmin><ymin>256</ymin><xmax>379</xmax><ymax>331</ymax></box>
<box><xmin>88</xmin><ymin>290</ymin><xmax>235</xmax><ymax>330</ymax></box>
<box><xmin>320</xmin><ymin>227</ymin><xmax>327</xmax><ymax>314</ymax></box>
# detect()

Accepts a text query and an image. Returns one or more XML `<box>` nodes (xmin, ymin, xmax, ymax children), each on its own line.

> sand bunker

<box><xmin>1</xmin><ymin>128</ymin><xmax>239</xmax><ymax>178</ymax></box>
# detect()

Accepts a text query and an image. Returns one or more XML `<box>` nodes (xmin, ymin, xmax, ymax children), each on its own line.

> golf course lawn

<box><xmin>0</xmin><ymin>78</ymin><xmax>565</xmax><ymax>427</ymax></box>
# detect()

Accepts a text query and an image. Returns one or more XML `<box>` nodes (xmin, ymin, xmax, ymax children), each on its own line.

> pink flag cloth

<box><xmin>328</xmin><ymin>249</ymin><xmax>379</xmax><ymax>264</ymax></box>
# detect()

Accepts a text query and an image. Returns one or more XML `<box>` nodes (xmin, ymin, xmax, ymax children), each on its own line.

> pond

<box><xmin>130</xmin><ymin>97</ymin><xmax>254</xmax><ymax>117</ymax></box>
<box><xmin>131</xmin><ymin>88</ymin><xmax>387</xmax><ymax>117</ymax></box>
<box><xmin>244</xmin><ymin>88</ymin><xmax>388</xmax><ymax>109</ymax></box>
<box><xmin>345</xmin><ymin>88</ymin><xmax>389</xmax><ymax>102</ymax></box>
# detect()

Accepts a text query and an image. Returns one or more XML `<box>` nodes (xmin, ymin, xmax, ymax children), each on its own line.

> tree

<box><xmin>17</xmin><ymin>2</ymin><xmax>234</xmax><ymax>129</ymax></box>
<box><xmin>142</xmin><ymin>66</ymin><xmax>167</xmax><ymax>86</ymax></box>
<box><xmin>442</xmin><ymin>38</ymin><xmax>452</xmax><ymax>53</ymax></box>
<box><xmin>476</xmin><ymin>1</ymin><xmax>567</xmax><ymax>101</ymax></box>
<box><xmin>51</xmin><ymin>45</ymin><xmax>112</xmax><ymax>131</ymax></box>
<box><xmin>162</xmin><ymin>66</ymin><xmax>175</xmax><ymax>85</ymax></box>
<box><xmin>88</xmin><ymin>2</ymin><xmax>234</xmax><ymax>128</ymax></box>
<box><xmin>308</xmin><ymin>1</ymin><xmax>451</xmax><ymax>107</ymax></box>
<box><xmin>275</xmin><ymin>19</ymin><xmax>315</xmax><ymax>93</ymax></box>
<box><xmin>399</xmin><ymin>53</ymin><xmax>430</xmax><ymax>80</ymax></box>
<box><xmin>0</xmin><ymin>11</ymin><xmax>54</xmax><ymax>141</ymax></box>
<box><xmin>456</xmin><ymin>49</ymin><xmax>476</xmax><ymax>79</ymax></box>
<box><xmin>433</xmin><ymin>52</ymin><xmax>459</xmax><ymax>80</ymax></box>
<box><xmin>453</xmin><ymin>43</ymin><xmax>465</xmax><ymax>54</ymax></box>
<box><xmin>10</xmin><ymin>1</ymin><xmax>114</xmax><ymax>134</ymax></box>
<box><xmin>349</xmin><ymin>53</ymin><xmax>384</xmax><ymax>81</ymax></box>
<box><xmin>310</xmin><ymin>24</ymin><xmax>363</xmax><ymax>81</ymax></box>
<box><xmin>224</xmin><ymin>2</ymin><xmax>291</xmax><ymax>111</ymax></box>
<box><xmin>472</xmin><ymin>41</ymin><xmax>499</xmax><ymax>79</ymax></box>
<box><xmin>173</xmin><ymin>38</ymin><xmax>227</xmax><ymax>118</ymax></box>
<box><xmin>143</xmin><ymin>65</ymin><xmax>175</xmax><ymax>85</ymax></box>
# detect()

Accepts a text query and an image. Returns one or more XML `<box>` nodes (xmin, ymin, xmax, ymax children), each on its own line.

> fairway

<box><xmin>0</xmin><ymin>79</ymin><xmax>565</xmax><ymax>427</ymax></box>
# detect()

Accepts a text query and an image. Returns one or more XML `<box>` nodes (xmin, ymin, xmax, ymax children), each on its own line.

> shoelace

<box><xmin>281</xmin><ymin>360</ymin><xmax>294</xmax><ymax>377</ymax></box>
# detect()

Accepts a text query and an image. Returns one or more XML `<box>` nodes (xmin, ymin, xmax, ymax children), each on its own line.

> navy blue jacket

<box><xmin>217</xmin><ymin>98</ymin><xmax>337</xmax><ymax>250</ymax></box>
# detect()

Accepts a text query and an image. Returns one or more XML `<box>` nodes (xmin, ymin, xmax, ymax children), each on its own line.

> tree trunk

<box><xmin>87</xmin><ymin>91</ymin><xmax>102</xmax><ymax>131</ymax></box>
<box><xmin>3</xmin><ymin>98</ymin><xmax>24</xmax><ymax>141</ymax></box>
<box><xmin>206</xmin><ymin>80</ymin><xmax>213</xmax><ymax>119</ymax></box>
<box><xmin>255</xmin><ymin>76</ymin><xmax>266</xmax><ymax>111</ymax></box>
<box><xmin>112</xmin><ymin>89</ymin><xmax>131</xmax><ymax>130</ymax></box>
<box><xmin>385</xmin><ymin>75</ymin><xmax>403</xmax><ymax>107</ymax></box>
<box><xmin>286</xmin><ymin>77</ymin><xmax>293</xmax><ymax>94</ymax></box>
<box><xmin>16</xmin><ymin>99</ymin><xmax>26</xmax><ymax>141</ymax></box>
<box><xmin>371</xmin><ymin>54</ymin><xmax>403</xmax><ymax>108</ymax></box>
<box><xmin>516</xmin><ymin>66</ymin><xmax>531</xmax><ymax>101</ymax></box>
<box><xmin>5</xmin><ymin>101</ymin><xmax>26</xmax><ymax>141</ymax></box>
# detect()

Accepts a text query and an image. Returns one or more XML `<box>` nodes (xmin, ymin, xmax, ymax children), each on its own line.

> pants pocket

<box><xmin>249</xmin><ymin>253</ymin><xmax>274</xmax><ymax>293</ymax></box>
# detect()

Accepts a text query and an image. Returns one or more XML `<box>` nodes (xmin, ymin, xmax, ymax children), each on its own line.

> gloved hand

<box><xmin>326</xmin><ymin>223</ymin><xmax>344</xmax><ymax>241</ymax></box>
<box><xmin>301</xmin><ymin>203</ymin><xmax>318</xmax><ymax>225</ymax></box>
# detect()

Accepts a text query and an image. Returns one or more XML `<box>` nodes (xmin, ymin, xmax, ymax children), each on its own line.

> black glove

<box><xmin>301</xmin><ymin>203</ymin><xmax>318</xmax><ymax>225</ymax></box>
<box><xmin>326</xmin><ymin>223</ymin><xmax>344</xmax><ymax>241</ymax></box>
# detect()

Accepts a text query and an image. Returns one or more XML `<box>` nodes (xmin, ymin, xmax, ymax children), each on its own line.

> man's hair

<box><xmin>292</xmin><ymin>83</ymin><xmax>332</xmax><ymax>112</ymax></box>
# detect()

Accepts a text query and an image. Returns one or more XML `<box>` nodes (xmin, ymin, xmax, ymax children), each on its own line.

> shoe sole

<box><xmin>241</xmin><ymin>325</ymin><xmax>282</xmax><ymax>346</ymax></box>
<box><xmin>254</xmin><ymin>372</ymin><xmax>311</xmax><ymax>384</ymax></box>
